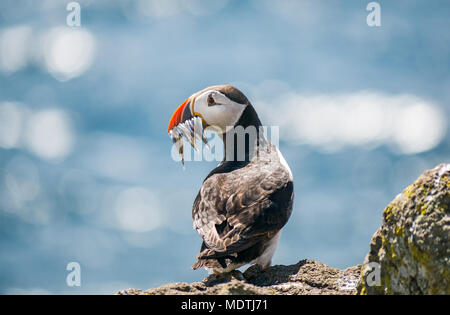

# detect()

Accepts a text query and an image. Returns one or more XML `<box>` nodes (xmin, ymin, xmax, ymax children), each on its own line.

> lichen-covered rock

<box><xmin>358</xmin><ymin>164</ymin><xmax>450</xmax><ymax>295</ymax></box>
<box><xmin>116</xmin><ymin>164</ymin><xmax>450</xmax><ymax>295</ymax></box>
<box><xmin>116</xmin><ymin>260</ymin><xmax>361</xmax><ymax>295</ymax></box>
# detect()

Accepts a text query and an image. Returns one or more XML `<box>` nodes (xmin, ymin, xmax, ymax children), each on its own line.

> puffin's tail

<box><xmin>192</xmin><ymin>257</ymin><xmax>224</xmax><ymax>271</ymax></box>
<box><xmin>191</xmin><ymin>260</ymin><xmax>204</xmax><ymax>270</ymax></box>
<box><xmin>192</xmin><ymin>249</ymin><xmax>231</xmax><ymax>270</ymax></box>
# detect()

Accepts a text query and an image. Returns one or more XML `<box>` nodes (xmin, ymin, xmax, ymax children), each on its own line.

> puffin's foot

<box><xmin>243</xmin><ymin>264</ymin><xmax>268</xmax><ymax>281</ymax></box>
<box><xmin>230</xmin><ymin>269</ymin><xmax>245</xmax><ymax>281</ymax></box>
<box><xmin>203</xmin><ymin>270</ymin><xmax>244</xmax><ymax>286</ymax></box>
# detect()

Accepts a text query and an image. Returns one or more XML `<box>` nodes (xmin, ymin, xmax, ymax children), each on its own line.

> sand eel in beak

<box><xmin>168</xmin><ymin>98</ymin><xmax>209</xmax><ymax>167</ymax></box>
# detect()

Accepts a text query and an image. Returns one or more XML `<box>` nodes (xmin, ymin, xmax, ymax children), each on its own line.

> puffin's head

<box><xmin>168</xmin><ymin>85</ymin><xmax>261</xmax><ymax>166</ymax></box>
<box><xmin>168</xmin><ymin>85</ymin><xmax>250</xmax><ymax>134</ymax></box>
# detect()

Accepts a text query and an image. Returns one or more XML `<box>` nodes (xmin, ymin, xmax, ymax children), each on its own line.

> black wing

<box><xmin>192</xmin><ymin>163</ymin><xmax>293</xmax><ymax>260</ymax></box>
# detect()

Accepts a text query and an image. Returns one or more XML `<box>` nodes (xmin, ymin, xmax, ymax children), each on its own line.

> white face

<box><xmin>191</xmin><ymin>90</ymin><xmax>246</xmax><ymax>133</ymax></box>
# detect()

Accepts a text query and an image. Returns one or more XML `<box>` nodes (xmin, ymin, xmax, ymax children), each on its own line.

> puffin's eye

<box><xmin>207</xmin><ymin>94</ymin><xmax>216</xmax><ymax>106</ymax></box>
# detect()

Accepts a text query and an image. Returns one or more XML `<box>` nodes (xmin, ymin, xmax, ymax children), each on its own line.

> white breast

<box><xmin>276</xmin><ymin>148</ymin><xmax>293</xmax><ymax>180</ymax></box>
<box><xmin>250</xmin><ymin>230</ymin><xmax>282</xmax><ymax>269</ymax></box>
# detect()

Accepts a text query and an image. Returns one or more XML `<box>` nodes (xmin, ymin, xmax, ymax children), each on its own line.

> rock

<box><xmin>117</xmin><ymin>164</ymin><xmax>449</xmax><ymax>295</ymax></box>
<box><xmin>357</xmin><ymin>164</ymin><xmax>450</xmax><ymax>295</ymax></box>
<box><xmin>116</xmin><ymin>260</ymin><xmax>361</xmax><ymax>295</ymax></box>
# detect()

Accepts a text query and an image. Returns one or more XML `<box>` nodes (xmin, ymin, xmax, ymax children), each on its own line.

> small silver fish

<box><xmin>168</xmin><ymin>116</ymin><xmax>209</xmax><ymax>168</ymax></box>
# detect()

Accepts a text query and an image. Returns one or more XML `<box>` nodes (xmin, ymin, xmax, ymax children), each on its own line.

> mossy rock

<box><xmin>117</xmin><ymin>260</ymin><xmax>361</xmax><ymax>295</ymax></box>
<box><xmin>358</xmin><ymin>164</ymin><xmax>450</xmax><ymax>295</ymax></box>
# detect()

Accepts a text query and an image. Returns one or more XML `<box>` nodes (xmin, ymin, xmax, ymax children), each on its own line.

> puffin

<box><xmin>168</xmin><ymin>85</ymin><xmax>294</xmax><ymax>273</ymax></box>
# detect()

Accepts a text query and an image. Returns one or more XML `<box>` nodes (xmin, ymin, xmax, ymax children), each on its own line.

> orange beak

<box><xmin>168</xmin><ymin>98</ymin><xmax>192</xmax><ymax>132</ymax></box>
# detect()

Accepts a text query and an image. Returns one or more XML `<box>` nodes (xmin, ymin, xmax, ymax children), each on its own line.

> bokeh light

<box><xmin>137</xmin><ymin>0</ymin><xmax>229</xmax><ymax>18</ymax></box>
<box><xmin>0</xmin><ymin>102</ymin><xmax>24</xmax><ymax>149</ymax></box>
<box><xmin>0</xmin><ymin>25</ymin><xmax>32</xmax><ymax>73</ymax></box>
<box><xmin>255</xmin><ymin>88</ymin><xmax>447</xmax><ymax>154</ymax></box>
<box><xmin>113</xmin><ymin>187</ymin><xmax>162</xmax><ymax>233</ymax></box>
<box><xmin>43</xmin><ymin>27</ymin><xmax>96</xmax><ymax>81</ymax></box>
<box><xmin>24</xmin><ymin>109</ymin><xmax>74</xmax><ymax>160</ymax></box>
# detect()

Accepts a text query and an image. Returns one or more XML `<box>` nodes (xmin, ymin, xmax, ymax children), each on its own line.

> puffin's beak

<box><xmin>168</xmin><ymin>98</ymin><xmax>193</xmax><ymax>132</ymax></box>
<box><xmin>168</xmin><ymin>97</ymin><xmax>208</xmax><ymax>167</ymax></box>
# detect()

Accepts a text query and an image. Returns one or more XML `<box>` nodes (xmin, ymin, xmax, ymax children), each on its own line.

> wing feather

<box><xmin>192</xmin><ymin>161</ymin><xmax>293</xmax><ymax>259</ymax></box>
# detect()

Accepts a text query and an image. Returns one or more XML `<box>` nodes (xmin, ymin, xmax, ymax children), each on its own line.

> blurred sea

<box><xmin>0</xmin><ymin>0</ymin><xmax>449</xmax><ymax>294</ymax></box>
